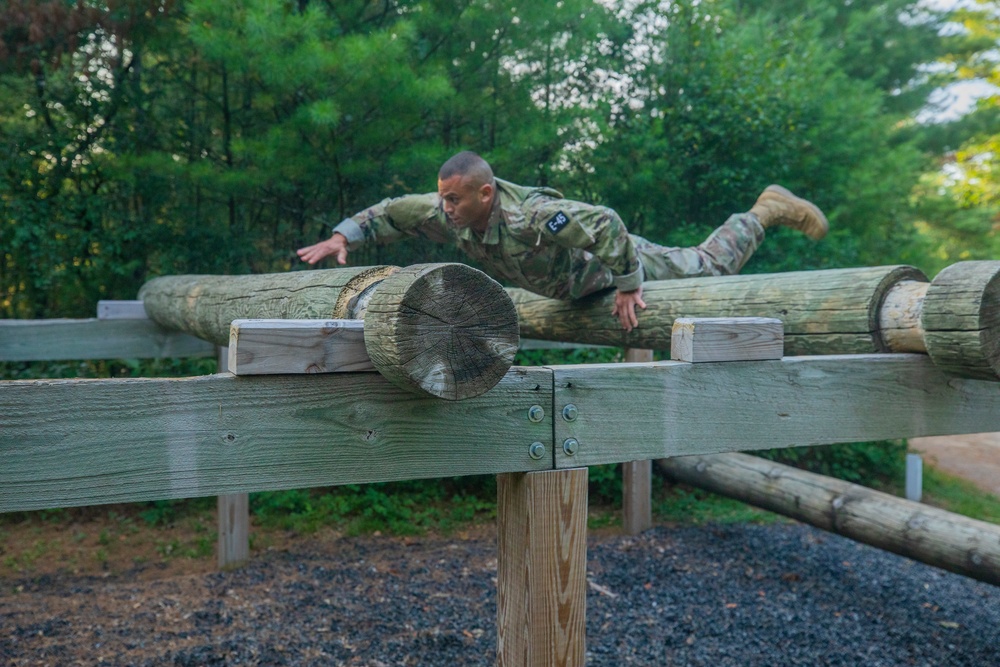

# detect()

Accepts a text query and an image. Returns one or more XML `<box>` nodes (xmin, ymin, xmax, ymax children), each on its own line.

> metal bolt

<box><xmin>528</xmin><ymin>442</ymin><xmax>546</xmax><ymax>460</ymax></box>
<box><xmin>561</xmin><ymin>404</ymin><xmax>579</xmax><ymax>421</ymax></box>
<box><xmin>527</xmin><ymin>405</ymin><xmax>545</xmax><ymax>423</ymax></box>
<box><xmin>562</xmin><ymin>438</ymin><xmax>579</xmax><ymax>456</ymax></box>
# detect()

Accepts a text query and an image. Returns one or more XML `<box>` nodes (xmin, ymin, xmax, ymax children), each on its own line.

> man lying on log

<box><xmin>297</xmin><ymin>151</ymin><xmax>828</xmax><ymax>332</ymax></box>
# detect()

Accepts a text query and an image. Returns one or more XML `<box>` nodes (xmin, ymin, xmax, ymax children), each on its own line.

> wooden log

<box><xmin>363</xmin><ymin>263</ymin><xmax>519</xmax><ymax>400</ymax></box>
<box><xmin>670</xmin><ymin>317</ymin><xmax>783</xmax><ymax>363</ymax></box>
<box><xmin>509</xmin><ymin>265</ymin><xmax>926</xmax><ymax>356</ymax></box>
<box><xmin>657</xmin><ymin>452</ymin><xmax>1000</xmax><ymax>586</ymax></box>
<box><xmin>228</xmin><ymin>319</ymin><xmax>374</xmax><ymax>374</ymax></box>
<box><xmin>139</xmin><ymin>266</ymin><xmax>399</xmax><ymax>347</ymax></box>
<box><xmin>140</xmin><ymin>264</ymin><xmax>519</xmax><ymax>400</ymax></box>
<box><xmin>922</xmin><ymin>260</ymin><xmax>1000</xmax><ymax>380</ymax></box>
<box><xmin>622</xmin><ymin>348</ymin><xmax>653</xmax><ymax>535</ymax></box>
<box><xmin>497</xmin><ymin>468</ymin><xmax>588</xmax><ymax>667</ymax></box>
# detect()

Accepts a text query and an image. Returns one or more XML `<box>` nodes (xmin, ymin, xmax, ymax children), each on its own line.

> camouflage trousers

<box><xmin>631</xmin><ymin>212</ymin><xmax>765</xmax><ymax>281</ymax></box>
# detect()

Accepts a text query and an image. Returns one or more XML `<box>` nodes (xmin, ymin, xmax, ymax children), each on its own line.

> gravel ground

<box><xmin>2</xmin><ymin>522</ymin><xmax>999</xmax><ymax>666</ymax></box>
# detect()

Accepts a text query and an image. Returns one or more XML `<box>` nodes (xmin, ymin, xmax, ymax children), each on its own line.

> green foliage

<box><xmin>250</xmin><ymin>477</ymin><xmax>497</xmax><ymax>535</ymax></box>
<box><xmin>923</xmin><ymin>467</ymin><xmax>1000</xmax><ymax>525</ymax></box>
<box><xmin>754</xmin><ymin>440</ymin><xmax>908</xmax><ymax>487</ymax></box>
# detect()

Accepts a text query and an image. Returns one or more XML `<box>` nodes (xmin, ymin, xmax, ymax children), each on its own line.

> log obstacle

<box><xmin>509</xmin><ymin>260</ymin><xmax>1000</xmax><ymax>380</ymax></box>
<box><xmin>657</xmin><ymin>453</ymin><xmax>1000</xmax><ymax>586</ymax></box>
<box><xmin>139</xmin><ymin>263</ymin><xmax>520</xmax><ymax>400</ymax></box>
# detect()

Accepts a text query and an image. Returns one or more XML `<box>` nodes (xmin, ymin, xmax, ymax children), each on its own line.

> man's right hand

<box><xmin>297</xmin><ymin>232</ymin><xmax>349</xmax><ymax>265</ymax></box>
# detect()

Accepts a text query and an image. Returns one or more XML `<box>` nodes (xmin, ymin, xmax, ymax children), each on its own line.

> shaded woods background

<box><xmin>1</xmin><ymin>0</ymin><xmax>998</xmax><ymax>319</ymax></box>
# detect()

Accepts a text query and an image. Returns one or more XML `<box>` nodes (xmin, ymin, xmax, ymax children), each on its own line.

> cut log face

<box><xmin>922</xmin><ymin>261</ymin><xmax>1000</xmax><ymax>380</ymax></box>
<box><xmin>363</xmin><ymin>263</ymin><xmax>520</xmax><ymax>401</ymax></box>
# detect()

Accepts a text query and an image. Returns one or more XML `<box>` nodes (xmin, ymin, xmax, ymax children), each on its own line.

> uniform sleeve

<box><xmin>332</xmin><ymin>193</ymin><xmax>455</xmax><ymax>250</ymax></box>
<box><xmin>531</xmin><ymin>199</ymin><xmax>644</xmax><ymax>292</ymax></box>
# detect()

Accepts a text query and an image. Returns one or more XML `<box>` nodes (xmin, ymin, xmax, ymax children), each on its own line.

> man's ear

<box><xmin>478</xmin><ymin>182</ymin><xmax>494</xmax><ymax>203</ymax></box>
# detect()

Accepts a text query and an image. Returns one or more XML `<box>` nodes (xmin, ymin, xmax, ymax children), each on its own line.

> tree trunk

<box><xmin>657</xmin><ymin>452</ymin><xmax>1000</xmax><ymax>587</ymax></box>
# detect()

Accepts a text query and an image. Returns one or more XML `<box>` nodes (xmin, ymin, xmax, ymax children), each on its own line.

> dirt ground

<box><xmin>909</xmin><ymin>432</ymin><xmax>1000</xmax><ymax>496</ymax></box>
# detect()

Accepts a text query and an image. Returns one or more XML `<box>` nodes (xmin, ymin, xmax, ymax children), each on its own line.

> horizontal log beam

<box><xmin>657</xmin><ymin>452</ymin><xmax>1000</xmax><ymax>586</ymax></box>
<box><xmin>551</xmin><ymin>354</ymin><xmax>1000</xmax><ymax>468</ymax></box>
<box><xmin>0</xmin><ymin>319</ymin><xmax>215</xmax><ymax>362</ymax></box>
<box><xmin>0</xmin><ymin>369</ymin><xmax>553</xmax><ymax>512</ymax></box>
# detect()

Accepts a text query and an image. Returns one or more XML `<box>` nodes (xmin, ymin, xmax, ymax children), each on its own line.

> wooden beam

<box><xmin>0</xmin><ymin>368</ymin><xmax>553</xmax><ymax>512</ymax></box>
<box><xmin>0</xmin><ymin>319</ymin><xmax>215</xmax><ymax>362</ymax></box>
<box><xmin>228</xmin><ymin>319</ymin><xmax>374</xmax><ymax>375</ymax></box>
<box><xmin>97</xmin><ymin>300</ymin><xmax>148</xmax><ymax>320</ymax></box>
<box><xmin>657</xmin><ymin>452</ymin><xmax>1000</xmax><ymax>586</ymax></box>
<box><xmin>552</xmin><ymin>354</ymin><xmax>1000</xmax><ymax>468</ymax></box>
<box><xmin>497</xmin><ymin>468</ymin><xmax>588</xmax><ymax>667</ymax></box>
<box><xmin>215</xmin><ymin>346</ymin><xmax>250</xmax><ymax>570</ymax></box>
<box><xmin>621</xmin><ymin>348</ymin><xmax>653</xmax><ymax>535</ymax></box>
<box><xmin>670</xmin><ymin>317</ymin><xmax>783</xmax><ymax>363</ymax></box>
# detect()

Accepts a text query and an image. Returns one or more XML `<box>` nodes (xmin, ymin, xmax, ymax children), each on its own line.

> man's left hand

<box><xmin>611</xmin><ymin>286</ymin><xmax>647</xmax><ymax>332</ymax></box>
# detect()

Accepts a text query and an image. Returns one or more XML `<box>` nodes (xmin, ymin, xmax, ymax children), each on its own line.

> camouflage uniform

<box><xmin>333</xmin><ymin>178</ymin><xmax>765</xmax><ymax>301</ymax></box>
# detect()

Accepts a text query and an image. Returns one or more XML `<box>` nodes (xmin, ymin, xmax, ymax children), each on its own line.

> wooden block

<box><xmin>97</xmin><ymin>300</ymin><xmax>148</xmax><ymax>320</ymax></box>
<box><xmin>228</xmin><ymin>319</ymin><xmax>374</xmax><ymax>375</ymax></box>
<box><xmin>497</xmin><ymin>468</ymin><xmax>588</xmax><ymax>667</ymax></box>
<box><xmin>671</xmin><ymin>316</ymin><xmax>784</xmax><ymax>363</ymax></box>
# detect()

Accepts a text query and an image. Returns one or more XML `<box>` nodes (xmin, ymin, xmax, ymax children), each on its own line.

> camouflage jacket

<box><xmin>332</xmin><ymin>178</ymin><xmax>642</xmax><ymax>300</ymax></box>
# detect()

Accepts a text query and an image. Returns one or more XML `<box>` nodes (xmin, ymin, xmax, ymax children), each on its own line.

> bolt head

<box><xmin>528</xmin><ymin>405</ymin><xmax>545</xmax><ymax>423</ymax></box>
<box><xmin>562</xmin><ymin>438</ymin><xmax>579</xmax><ymax>456</ymax></box>
<box><xmin>562</xmin><ymin>404</ymin><xmax>578</xmax><ymax>421</ymax></box>
<box><xmin>529</xmin><ymin>442</ymin><xmax>546</xmax><ymax>460</ymax></box>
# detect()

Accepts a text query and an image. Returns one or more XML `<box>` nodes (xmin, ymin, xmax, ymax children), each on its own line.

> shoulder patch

<box><xmin>545</xmin><ymin>210</ymin><xmax>570</xmax><ymax>234</ymax></box>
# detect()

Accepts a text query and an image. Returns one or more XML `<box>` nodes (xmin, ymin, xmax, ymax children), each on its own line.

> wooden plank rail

<box><xmin>0</xmin><ymin>368</ymin><xmax>553</xmax><ymax>512</ymax></box>
<box><xmin>5</xmin><ymin>354</ymin><xmax>1000</xmax><ymax>513</ymax></box>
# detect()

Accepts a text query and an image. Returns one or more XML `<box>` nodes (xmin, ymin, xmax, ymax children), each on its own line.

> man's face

<box><xmin>438</xmin><ymin>174</ymin><xmax>494</xmax><ymax>232</ymax></box>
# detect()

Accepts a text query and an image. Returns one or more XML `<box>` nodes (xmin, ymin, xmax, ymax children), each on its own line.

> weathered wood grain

<box><xmin>497</xmin><ymin>468</ymin><xmax>588</xmax><ymax>667</ymax></box>
<box><xmin>363</xmin><ymin>263</ymin><xmax>520</xmax><ymax>400</ymax></box>
<box><xmin>670</xmin><ymin>317</ymin><xmax>783</xmax><ymax>363</ymax></box>
<box><xmin>97</xmin><ymin>300</ymin><xmax>148</xmax><ymax>320</ymax></box>
<box><xmin>622</xmin><ymin>348</ymin><xmax>653</xmax><ymax>535</ymax></box>
<box><xmin>228</xmin><ymin>319</ymin><xmax>374</xmax><ymax>375</ymax></box>
<box><xmin>139</xmin><ymin>266</ymin><xmax>400</xmax><ymax>346</ymax></box>
<box><xmin>0</xmin><ymin>368</ymin><xmax>553</xmax><ymax>512</ymax></box>
<box><xmin>922</xmin><ymin>261</ymin><xmax>1000</xmax><ymax>380</ymax></box>
<box><xmin>0</xmin><ymin>319</ymin><xmax>215</xmax><ymax>361</ymax></box>
<box><xmin>509</xmin><ymin>265</ymin><xmax>926</xmax><ymax>355</ymax></box>
<box><xmin>658</xmin><ymin>452</ymin><xmax>1000</xmax><ymax>586</ymax></box>
<box><xmin>552</xmin><ymin>354</ymin><xmax>1000</xmax><ymax>468</ymax></box>
<box><xmin>878</xmin><ymin>281</ymin><xmax>928</xmax><ymax>353</ymax></box>
<box><xmin>215</xmin><ymin>346</ymin><xmax>250</xmax><ymax>570</ymax></box>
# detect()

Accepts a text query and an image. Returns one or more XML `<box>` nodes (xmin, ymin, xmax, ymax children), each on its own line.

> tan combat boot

<box><xmin>749</xmin><ymin>185</ymin><xmax>828</xmax><ymax>240</ymax></box>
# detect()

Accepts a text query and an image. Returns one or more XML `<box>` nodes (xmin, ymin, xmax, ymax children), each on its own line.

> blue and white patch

<box><xmin>545</xmin><ymin>210</ymin><xmax>570</xmax><ymax>234</ymax></box>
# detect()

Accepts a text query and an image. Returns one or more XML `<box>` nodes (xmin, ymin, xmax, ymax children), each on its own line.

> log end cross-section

<box><xmin>363</xmin><ymin>263</ymin><xmax>520</xmax><ymax>401</ymax></box>
<box><xmin>922</xmin><ymin>260</ymin><xmax>1000</xmax><ymax>381</ymax></box>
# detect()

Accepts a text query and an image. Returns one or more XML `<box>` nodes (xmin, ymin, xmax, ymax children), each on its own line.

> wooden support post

<box><xmin>216</xmin><ymin>346</ymin><xmax>250</xmax><ymax>570</ymax></box>
<box><xmin>622</xmin><ymin>348</ymin><xmax>653</xmax><ymax>535</ymax></box>
<box><xmin>497</xmin><ymin>468</ymin><xmax>588</xmax><ymax>667</ymax></box>
<box><xmin>906</xmin><ymin>453</ymin><xmax>923</xmax><ymax>502</ymax></box>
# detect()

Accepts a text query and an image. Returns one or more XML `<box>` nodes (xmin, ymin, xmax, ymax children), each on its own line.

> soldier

<box><xmin>297</xmin><ymin>151</ymin><xmax>828</xmax><ymax>331</ymax></box>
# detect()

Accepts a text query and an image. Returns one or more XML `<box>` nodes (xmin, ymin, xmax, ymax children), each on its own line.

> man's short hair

<box><xmin>439</xmin><ymin>151</ymin><xmax>494</xmax><ymax>186</ymax></box>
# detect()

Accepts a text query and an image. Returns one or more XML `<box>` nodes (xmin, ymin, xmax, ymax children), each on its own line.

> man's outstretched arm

<box><xmin>297</xmin><ymin>232</ymin><xmax>349</xmax><ymax>265</ymax></box>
